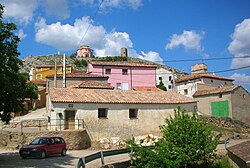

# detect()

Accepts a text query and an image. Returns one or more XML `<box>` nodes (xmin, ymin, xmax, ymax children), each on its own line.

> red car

<box><xmin>19</xmin><ymin>137</ymin><xmax>67</xmax><ymax>159</ymax></box>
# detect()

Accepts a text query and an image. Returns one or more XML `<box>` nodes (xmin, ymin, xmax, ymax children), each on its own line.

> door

<box><xmin>65</xmin><ymin>110</ymin><xmax>75</xmax><ymax>129</ymax></box>
<box><xmin>211</xmin><ymin>100</ymin><xmax>229</xmax><ymax>117</ymax></box>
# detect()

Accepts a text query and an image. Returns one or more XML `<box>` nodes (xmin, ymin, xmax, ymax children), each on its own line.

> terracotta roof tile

<box><xmin>133</xmin><ymin>87</ymin><xmax>163</xmax><ymax>91</ymax></box>
<box><xmin>176</xmin><ymin>73</ymin><xmax>234</xmax><ymax>83</ymax></box>
<box><xmin>50</xmin><ymin>88</ymin><xmax>196</xmax><ymax>104</ymax></box>
<box><xmin>193</xmin><ymin>85</ymin><xmax>240</xmax><ymax>97</ymax></box>
<box><xmin>227</xmin><ymin>141</ymin><xmax>250</xmax><ymax>163</ymax></box>
<box><xmin>68</xmin><ymin>81</ymin><xmax>114</xmax><ymax>89</ymax></box>
<box><xmin>46</xmin><ymin>72</ymin><xmax>108</xmax><ymax>78</ymax></box>
<box><xmin>90</xmin><ymin>61</ymin><xmax>157</xmax><ymax>68</ymax></box>
<box><xmin>29</xmin><ymin>80</ymin><xmax>47</xmax><ymax>85</ymax></box>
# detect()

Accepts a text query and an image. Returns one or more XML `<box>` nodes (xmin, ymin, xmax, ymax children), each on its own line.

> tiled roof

<box><xmin>50</xmin><ymin>88</ymin><xmax>196</xmax><ymax>104</ymax></box>
<box><xmin>133</xmin><ymin>87</ymin><xmax>163</xmax><ymax>91</ymax></box>
<box><xmin>29</xmin><ymin>80</ymin><xmax>46</xmax><ymax>86</ymax></box>
<box><xmin>90</xmin><ymin>61</ymin><xmax>157</xmax><ymax>68</ymax></box>
<box><xmin>46</xmin><ymin>72</ymin><xmax>108</xmax><ymax>78</ymax></box>
<box><xmin>176</xmin><ymin>73</ymin><xmax>234</xmax><ymax>83</ymax></box>
<box><xmin>227</xmin><ymin>141</ymin><xmax>250</xmax><ymax>163</ymax></box>
<box><xmin>193</xmin><ymin>85</ymin><xmax>240</xmax><ymax>97</ymax></box>
<box><xmin>67</xmin><ymin>81</ymin><xmax>114</xmax><ymax>89</ymax></box>
<box><xmin>34</xmin><ymin>65</ymin><xmax>72</xmax><ymax>68</ymax></box>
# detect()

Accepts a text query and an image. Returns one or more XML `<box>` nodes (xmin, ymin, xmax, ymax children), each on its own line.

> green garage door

<box><xmin>211</xmin><ymin>100</ymin><xmax>229</xmax><ymax>117</ymax></box>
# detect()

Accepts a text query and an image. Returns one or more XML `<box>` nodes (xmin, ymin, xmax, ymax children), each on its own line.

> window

<box><xmin>184</xmin><ymin>89</ymin><xmax>188</xmax><ymax>95</ymax></box>
<box><xmin>49</xmin><ymin>67</ymin><xmax>52</xmax><ymax>70</ymax></box>
<box><xmin>98</xmin><ymin>108</ymin><xmax>108</xmax><ymax>118</ymax></box>
<box><xmin>225</xmin><ymin>82</ymin><xmax>227</xmax><ymax>85</ymax></box>
<box><xmin>105</xmin><ymin>69</ymin><xmax>111</xmax><ymax>74</ymax></box>
<box><xmin>159</xmin><ymin>77</ymin><xmax>162</xmax><ymax>80</ymax></box>
<box><xmin>36</xmin><ymin>74</ymin><xmax>42</xmax><ymax>79</ymax></box>
<box><xmin>168</xmin><ymin>85</ymin><xmax>172</xmax><ymax>90</ymax></box>
<box><xmin>116</xmin><ymin>83</ymin><xmax>121</xmax><ymax>90</ymax></box>
<box><xmin>122</xmin><ymin>69</ymin><xmax>128</xmax><ymax>75</ymax></box>
<box><xmin>211</xmin><ymin>80</ymin><xmax>213</xmax><ymax>83</ymax></box>
<box><xmin>169</xmin><ymin>76</ymin><xmax>172</xmax><ymax>81</ymax></box>
<box><xmin>129</xmin><ymin>109</ymin><xmax>138</xmax><ymax>119</ymax></box>
<box><xmin>219</xmin><ymin>94</ymin><xmax>222</xmax><ymax>98</ymax></box>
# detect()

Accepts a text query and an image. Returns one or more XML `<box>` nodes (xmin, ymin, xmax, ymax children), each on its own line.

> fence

<box><xmin>76</xmin><ymin>146</ymin><xmax>155</xmax><ymax>168</ymax></box>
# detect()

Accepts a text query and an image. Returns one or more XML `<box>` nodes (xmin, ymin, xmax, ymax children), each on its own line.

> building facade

<box><xmin>156</xmin><ymin>68</ymin><xmax>173</xmax><ymax>91</ymax></box>
<box><xmin>48</xmin><ymin>88</ymin><xmax>197</xmax><ymax>140</ymax></box>
<box><xmin>88</xmin><ymin>61</ymin><xmax>157</xmax><ymax>90</ymax></box>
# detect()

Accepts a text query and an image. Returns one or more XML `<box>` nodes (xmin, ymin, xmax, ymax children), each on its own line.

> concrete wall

<box><xmin>197</xmin><ymin>83</ymin><xmax>218</xmax><ymax>91</ymax></box>
<box><xmin>48</xmin><ymin>101</ymin><xmax>196</xmax><ymax>141</ymax></box>
<box><xmin>231</xmin><ymin>87</ymin><xmax>250</xmax><ymax>125</ymax></box>
<box><xmin>88</xmin><ymin>64</ymin><xmax>156</xmax><ymax>90</ymax></box>
<box><xmin>202</xmin><ymin>78</ymin><xmax>233</xmax><ymax>87</ymax></box>
<box><xmin>156</xmin><ymin>68</ymin><xmax>173</xmax><ymax>91</ymax></box>
<box><xmin>176</xmin><ymin>80</ymin><xmax>201</xmax><ymax>98</ymax></box>
<box><xmin>194</xmin><ymin>93</ymin><xmax>232</xmax><ymax>117</ymax></box>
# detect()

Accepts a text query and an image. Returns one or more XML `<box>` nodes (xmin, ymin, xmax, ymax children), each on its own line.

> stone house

<box><xmin>193</xmin><ymin>85</ymin><xmax>250</xmax><ymax>125</ymax></box>
<box><xmin>88</xmin><ymin>61</ymin><xmax>157</xmax><ymax>90</ymax></box>
<box><xmin>47</xmin><ymin>88</ymin><xmax>197</xmax><ymax>141</ymax></box>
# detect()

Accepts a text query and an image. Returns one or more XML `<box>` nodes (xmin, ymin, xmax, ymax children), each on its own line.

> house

<box><xmin>46</xmin><ymin>72</ymin><xmax>109</xmax><ymax>88</ymax></box>
<box><xmin>47</xmin><ymin>88</ymin><xmax>197</xmax><ymax>140</ymax></box>
<box><xmin>29</xmin><ymin>65</ymin><xmax>73</xmax><ymax>81</ymax></box>
<box><xmin>227</xmin><ymin>141</ymin><xmax>250</xmax><ymax>168</ymax></box>
<box><xmin>193</xmin><ymin>85</ymin><xmax>250</xmax><ymax>125</ymax></box>
<box><xmin>156</xmin><ymin>67</ymin><xmax>174</xmax><ymax>91</ymax></box>
<box><xmin>176</xmin><ymin>63</ymin><xmax>234</xmax><ymax>98</ymax></box>
<box><xmin>88</xmin><ymin>61</ymin><xmax>157</xmax><ymax>90</ymax></box>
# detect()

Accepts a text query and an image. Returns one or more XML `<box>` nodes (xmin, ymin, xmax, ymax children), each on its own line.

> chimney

<box><xmin>121</xmin><ymin>48</ymin><xmax>128</xmax><ymax>57</ymax></box>
<box><xmin>191</xmin><ymin>63</ymin><xmax>208</xmax><ymax>74</ymax></box>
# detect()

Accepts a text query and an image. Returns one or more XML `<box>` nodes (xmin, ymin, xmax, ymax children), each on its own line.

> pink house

<box><xmin>88</xmin><ymin>61</ymin><xmax>157</xmax><ymax>90</ymax></box>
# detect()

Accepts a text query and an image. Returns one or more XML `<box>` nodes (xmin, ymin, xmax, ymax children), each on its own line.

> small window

<box><xmin>243</xmin><ymin>94</ymin><xmax>246</xmax><ymax>99</ymax></box>
<box><xmin>219</xmin><ymin>94</ymin><xmax>222</xmax><ymax>98</ymax></box>
<box><xmin>36</xmin><ymin>74</ymin><xmax>42</xmax><ymax>79</ymax></box>
<box><xmin>211</xmin><ymin>80</ymin><xmax>213</xmax><ymax>83</ymax></box>
<box><xmin>129</xmin><ymin>109</ymin><xmax>138</xmax><ymax>119</ymax></box>
<box><xmin>159</xmin><ymin>77</ymin><xmax>162</xmax><ymax>80</ymax></box>
<box><xmin>225</xmin><ymin>82</ymin><xmax>227</xmax><ymax>85</ymax></box>
<box><xmin>49</xmin><ymin>67</ymin><xmax>52</xmax><ymax>70</ymax></box>
<box><xmin>122</xmin><ymin>69</ymin><xmax>128</xmax><ymax>75</ymax></box>
<box><xmin>168</xmin><ymin>85</ymin><xmax>172</xmax><ymax>90</ymax></box>
<box><xmin>184</xmin><ymin>89</ymin><xmax>188</xmax><ymax>95</ymax></box>
<box><xmin>105</xmin><ymin>69</ymin><xmax>111</xmax><ymax>74</ymax></box>
<box><xmin>116</xmin><ymin>83</ymin><xmax>121</xmax><ymax>90</ymax></box>
<box><xmin>98</xmin><ymin>108</ymin><xmax>108</xmax><ymax>118</ymax></box>
<box><xmin>169</xmin><ymin>76</ymin><xmax>172</xmax><ymax>81</ymax></box>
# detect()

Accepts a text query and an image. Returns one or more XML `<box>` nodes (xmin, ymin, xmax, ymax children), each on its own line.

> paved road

<box><xmin>0</xmin><ymin>139</ymin><xmax>249</xmax><ymax>168</ymax></box>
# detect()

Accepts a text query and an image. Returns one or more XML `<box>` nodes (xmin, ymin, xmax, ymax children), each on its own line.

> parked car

<box><xmin>19</xmin><ymin>136</ymin><xmax>67</xmax><ymax>159</ymax></box>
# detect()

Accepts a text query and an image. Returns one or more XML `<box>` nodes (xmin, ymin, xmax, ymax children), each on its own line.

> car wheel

<box><xmin>61</xmin><ymin>149</ymin><xmax>66</xmax><ymax>156</ymax></box>
<box><xmin>40</xmin><ymin>150</ymin><xmax>46</xmax><ymax>159</ymax></box>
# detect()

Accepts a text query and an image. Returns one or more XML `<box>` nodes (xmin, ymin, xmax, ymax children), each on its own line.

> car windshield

<box><xmin>30</xmin><ymin>138</ymin><xmax>49</xmax><ymax>145</ymax></box>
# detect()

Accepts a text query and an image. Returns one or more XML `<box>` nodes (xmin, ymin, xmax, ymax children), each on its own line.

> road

<box><xmin>0</xmin><ymin>139</ymin><xmax>249</xmax><ymax>168</ymax></box>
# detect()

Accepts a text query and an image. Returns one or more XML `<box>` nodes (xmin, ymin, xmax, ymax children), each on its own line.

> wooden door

<box><xmin>65</xmin><ymin>110</ymin><xmax>75</xmax><ymax>129</ymax></box>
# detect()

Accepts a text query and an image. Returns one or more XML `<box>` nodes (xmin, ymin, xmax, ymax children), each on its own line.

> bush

<box><xmin>126</xmin><ymin>107</ymin><xmax>219</xmax><ymax>167</ymax></box>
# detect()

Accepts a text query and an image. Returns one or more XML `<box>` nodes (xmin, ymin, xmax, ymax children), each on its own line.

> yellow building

<box><xmin>29</xmin><ymin>65</ymin><xmax>73</xmax><ymax>81</ymax></box>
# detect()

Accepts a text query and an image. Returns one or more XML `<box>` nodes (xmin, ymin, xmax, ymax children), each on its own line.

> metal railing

<box><xmin>76</xmin><ymin>146</ymin><xmax>155</xmax><ymax>168</ymax></box>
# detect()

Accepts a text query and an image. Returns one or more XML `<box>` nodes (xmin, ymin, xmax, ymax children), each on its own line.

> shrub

<box><xmin>126</xmin><ymin>107</ymin><xmax>219</xmax><ymax>167</ymax></box>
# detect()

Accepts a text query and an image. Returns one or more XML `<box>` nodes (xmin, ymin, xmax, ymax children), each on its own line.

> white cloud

<box><xmin>165</xmin><ymin>30</ymin><xmax>204</xmax><ymax>52</ymax></box>
<box><xmin>17</xmin><ymin>29</ymin><xmax>27</xmax><ymax>40</ymax></box>
<box><xmin>80</xmin><ymin>0</ymin><xmax>143</xmax><ymax>10</ymax></box>
<box><xmin>228</xmin><ymin>18</ymin><xmax>250</xmax><ymax>68</ymax></box>
<box><xmin>129</xmin><ymin>49</ymin><xmax>164</xmax><ymax>64</ymax></box>
<box><xmin>231</xmin><ymin>73</ymin><xmax>250</xmax><ymax>85</ymax></box>
<box><xmin>0</xmin><ymin>0</ymin><xmax>38</xmax><ymax>24</ymax></box>
<box><xmin>44</xmin><ymin>0</ymin><xmax>70</xmax><ymax>19</ymax></box>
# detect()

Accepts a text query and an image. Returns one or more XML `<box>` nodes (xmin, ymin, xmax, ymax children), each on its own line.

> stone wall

<box><xmin>0</xmin><ymin>129</ymin><xmax>91</xmax><ymax>150</ymax></box>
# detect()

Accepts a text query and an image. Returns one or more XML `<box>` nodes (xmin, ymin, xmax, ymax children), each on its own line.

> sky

<box><xmin>1</xmin><ymin>0</ymin><xmax>250</xmax><ymax>91</ymax></box>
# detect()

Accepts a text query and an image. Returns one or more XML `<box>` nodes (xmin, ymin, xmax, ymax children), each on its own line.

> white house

<box><xmin>48</xmin><ymin>88</ymin><xmax>197</xmax><ymax>141</ymax></box>
<box><xmin>156</xmin><ymin>68</ymin><xmax>173</xmax><ymax>91</ymax></box>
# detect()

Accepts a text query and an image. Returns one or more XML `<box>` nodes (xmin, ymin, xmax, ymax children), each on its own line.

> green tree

<box><xmin>0</xmin><ymin>4</ymin><xmax>38</xmax><ymax>123</ymax></box>
<box><xmin>127</xmin><ymin>107</ymin><xmax>219</xmax><ymax>168</ymax></box>
<box><xmin>156</xmin><ymin>77</ymin><xmax>167</xmax><ymax>91</ymax></box>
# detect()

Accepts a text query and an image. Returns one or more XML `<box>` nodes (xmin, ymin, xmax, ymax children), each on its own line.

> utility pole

<box><xmin>63</xmin><ymin>53</ymin><xmax>66</xmax><ymax>88</ymax></box>
<box><xmin>54</xmin><ymin>52</ymin><xmax>59</xmax><ymax>88</ymax></box>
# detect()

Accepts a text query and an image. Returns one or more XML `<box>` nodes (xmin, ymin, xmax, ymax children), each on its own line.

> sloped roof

<box><xmin>46</xmin><ymin>72</ymin><xmax>108</xmax><ymax>78</ymax></box>
<box><xmin>227</xmin><ymin>141</ymin><xmax>250</xmax><ymax>164</ymax></box>
<box><xmin>133</xmin><ymin>87</ymin><xmax>163</xmax><ymax>91</ymax></box>
<box><xmin>89</xmin><ymin>61</ymin><xmax>157</xmax><ymax>68</ymax></box>
<box><xmin>50</xmin><ymin>88</ymin><xmax>196</xmax><ymax>104</ymax></box>
<box><xmin>29</xmin><ymin>80</ymin><xmax>46</xmax><ymax>86</ymax></box>
<box><xmin>176</xmin><ymin>73</ymin><xmax>234</xmax><ymax>83</ymax></box>
<box><xmin>34</xmin><ymin>65</ymin><xmax>72</xmax><ymax>68</ymax></box>
<box><xmin>193</xmin><ymin>85</ymin><xmax>240</xmax><ymax>97</ymax></box>
<box><xmin>67</xmin><ymin>81</ymin><xmax>114</xmax><ymax>89</ymax></box>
